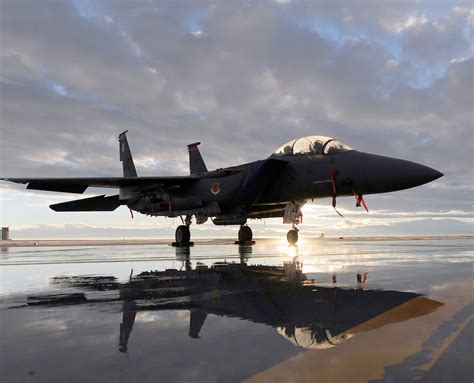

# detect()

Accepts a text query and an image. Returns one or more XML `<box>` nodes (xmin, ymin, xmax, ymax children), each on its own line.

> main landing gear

<box><xmin>237</xmin><ymin>225</ymin><xmax>253</xmax><ymax>243</ymax></box>
<box><xmin>175</xmin><ymin>225</ymin><xmax>190</xmax><ymax>243</ymax></box>
<box><xmin>238</xmin><ymin>225</ymin><xmax>253</xmax><ymax>242</ymax></box>
<box><xmin>173</xmin><ymin>215</ymin><xmax>193</xmax><ymax>247</ymax></box>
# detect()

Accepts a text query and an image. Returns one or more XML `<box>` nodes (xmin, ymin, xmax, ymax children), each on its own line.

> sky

<box><xmin>0</xmin><ymin>0</ymin><xmax>473</xmax><ymax>239</ymax></box>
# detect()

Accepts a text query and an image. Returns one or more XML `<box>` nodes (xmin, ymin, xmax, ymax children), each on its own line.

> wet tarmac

<box><xmin>0</xmin><ymin>238</ymin><xmax>472</xmax><ymax>382</ymax></box>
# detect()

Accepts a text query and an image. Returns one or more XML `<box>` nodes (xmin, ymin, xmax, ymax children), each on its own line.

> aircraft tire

<box><xmin>175</xmin><ymin>225</ymin><xmax>191</xmax><ymax>244</ymax></box>
<box><xmin>287</xmin><ymin>229</ymin><xmax>298</xmax><ymax>244</ymax></box>
<box><xmin>238</xmin><ymin>226</ymin><xmax>253</xmax><ymax>242</ymax></box>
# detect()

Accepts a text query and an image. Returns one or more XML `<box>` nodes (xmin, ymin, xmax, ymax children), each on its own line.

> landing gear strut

<box><xmin>173</xmin><ymin>215</ymin><xmax>193</xmax><ymax>246</ymax></box>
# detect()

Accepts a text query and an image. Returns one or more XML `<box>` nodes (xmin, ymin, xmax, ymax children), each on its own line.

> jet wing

<box><xmin>2</xmin><ymin>176</ymin><xmax>199</xmax><ymax>194</ymax></box>
<box><xmin>50</xmin><ymin>195</ymin><xmax>124</xmax><ymax>211</ymax></box>
<box><xmin>236</xmin><ymin>158</ymin><xmax>289</xmax><ymax>206</ymax></box>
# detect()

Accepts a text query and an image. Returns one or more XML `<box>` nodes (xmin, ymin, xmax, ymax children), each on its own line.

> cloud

<box><xmin>399</xmin><ymin>6</ymin><xmax>473</xmax><ymax>65</ymax></box>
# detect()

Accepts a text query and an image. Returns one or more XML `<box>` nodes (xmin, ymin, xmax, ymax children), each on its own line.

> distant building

<box><xmin>2</xmin><ymin>227</ymin><xmax>9</xmax><ymax>240</ymax></box>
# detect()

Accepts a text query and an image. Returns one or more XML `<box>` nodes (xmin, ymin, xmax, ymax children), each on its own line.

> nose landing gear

<box><xmin>287</xmin><ymin>228</ymin><xmax>298</xmax><ymax>244</ymax></box>
<box><xmin>283</xmin><ymin>201</ymin><xmax>305</xmax><ymax>245</ymax></box>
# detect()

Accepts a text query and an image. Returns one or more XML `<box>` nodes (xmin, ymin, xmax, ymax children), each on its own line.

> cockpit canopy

<box><xmin>273</xmin><ymin>135</ymin><xmax>353</xmax><ymax>156</ymax></box>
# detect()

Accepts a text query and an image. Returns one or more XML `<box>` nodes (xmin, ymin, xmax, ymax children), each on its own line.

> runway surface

<box><xmin>0</xmin><ymin>238</ymin><xmax>472</xmax><ymax>382</ymax></box>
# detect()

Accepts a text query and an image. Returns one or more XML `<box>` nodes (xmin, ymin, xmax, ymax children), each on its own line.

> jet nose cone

<box><xmin>407</xmin><ymin>163</ymin><xmax>444</xmax><ymax>185</ymax></box>
<box><xmin>365</xmin><ymin>155</ymin><xmax>443</xmax><ymax>194</ymax></box>
<box><xmin>429</xmin><ymin>169</ymin><xmax>444</xmax><ymax>182</ymax></box>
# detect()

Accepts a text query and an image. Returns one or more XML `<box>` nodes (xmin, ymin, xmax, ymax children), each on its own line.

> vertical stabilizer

<box><xmin>119</xmin><ymin>131</ymin><xmax>137</xmax><ymax>178</ymax></box>
<box><xmin>189</xmin><ymin>310</ymin><xmax>207</xmax><ymax>338</ymax></box>
<box><xmin>188</xmin><ymin>142</ymin><xmax>208</xmax><ymax>175</ymax></box>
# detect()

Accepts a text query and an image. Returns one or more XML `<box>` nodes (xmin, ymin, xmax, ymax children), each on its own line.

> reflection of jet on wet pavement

<box><xmin>118</xmin><ymin>247</ymin><xmax>442</xmax><ymax>354</ymax></box>
<box><xmin>44</xmin><ymin>246</ymin><xmax>443</xmax><ymax>355</ymax></box>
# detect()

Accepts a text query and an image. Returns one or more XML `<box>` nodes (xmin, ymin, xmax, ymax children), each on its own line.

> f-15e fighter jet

<box><xmin>2</xmin><ymin>132</ymin><xmax>443</xmax><ymax>244</ymax></box>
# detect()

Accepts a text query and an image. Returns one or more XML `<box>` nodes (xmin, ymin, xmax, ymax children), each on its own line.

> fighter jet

<box><xmin>2</xmin><ymin>132</ymin><xmax>443</xmax><ymax>244</ymax></box>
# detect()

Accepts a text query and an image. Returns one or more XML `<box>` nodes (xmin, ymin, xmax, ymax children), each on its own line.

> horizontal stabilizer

<box><xmin>50</xmin><ymin>195</ymin><xmax>123</xmax><ymax>212</ymax></box>
<box><xmin>237</xmin><ymin>158</ymin><xmax>289</xmax><ymax>206</ymax></box>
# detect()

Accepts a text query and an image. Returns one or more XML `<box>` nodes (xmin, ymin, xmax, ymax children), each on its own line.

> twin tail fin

<box><xmin>119</xmin><ymin>130</ymin><xmax>137</xmax><ymax>178</ymax></box>
<box><xmin>188</xmin><ymin>142</ymin><xmax>208</xmax><ymax>175</ymax></box>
